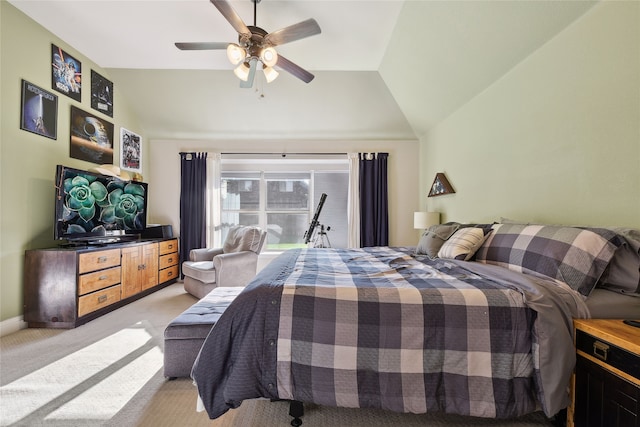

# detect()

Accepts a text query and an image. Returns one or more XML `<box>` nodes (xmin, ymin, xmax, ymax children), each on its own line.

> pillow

<box><xmin>223</xmin><ymin>226</ymin><xmax>263</xmax><ymax>253</ymax></box>
<box><xmin>437</xmin><ymin>227</ymin><xmax>492</xmax><ymax>261</ymax></box>
<box><xmin>595</xmin><ymin>227</ymin><xmax>640</xmax><ymax>295</ymax></box>
<box><xmin>415</xmin><ymin>224</ymin><xmax>459</xmax><ymax>258</ymax></box>
<box><xmin>474</xmin><ymin>224</ymin><xmax>623</xmax><ymax>297</ymax></box>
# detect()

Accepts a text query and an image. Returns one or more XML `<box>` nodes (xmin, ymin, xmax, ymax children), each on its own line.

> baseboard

<box><xmin>0</xmin><ymin>315</ymin><xmax>27</xmax><ymax>337</ymax></box>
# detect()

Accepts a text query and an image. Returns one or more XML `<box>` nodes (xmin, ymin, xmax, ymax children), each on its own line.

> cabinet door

<box><xmin>575</xmin><ymin>355</ymin><xmax>639</xmax><ymax>427</ymax></box>
<box><xmin>141</xmin><ymin>243</ymin><xmax>159</xmax><ymax>291</ymax></box>
<box><xmin>121</xmin><ymin>246</ymin><xmax>143</xmax><ymax>298</ymax></box>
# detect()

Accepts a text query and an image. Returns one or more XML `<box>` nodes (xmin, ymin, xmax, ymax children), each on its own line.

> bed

<box><xmin>191</xmin><ymin>222</ymin><xmax>640</xmax><ymax>424</ymax></box>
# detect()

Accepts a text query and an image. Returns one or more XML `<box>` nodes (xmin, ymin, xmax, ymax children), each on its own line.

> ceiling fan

<box><xmin>175</xmin><ymin>0</ymin><xmax>321</xmax><ymax>88</ymax></box>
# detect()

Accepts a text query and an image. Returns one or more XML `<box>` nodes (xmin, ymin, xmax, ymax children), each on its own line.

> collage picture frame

<box><xmin>21</xmin><ymin>42</ymin><xmax>143</xmax><ymax>174</ymax></box>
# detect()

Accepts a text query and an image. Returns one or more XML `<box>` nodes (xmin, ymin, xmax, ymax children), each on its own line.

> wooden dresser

<box><xmin>568</xmin><ymin>318</ymin><xmax>640</xmax><ymax>427</ymax></box>
<box><xmin>24</xmin><ymin>238</ymin><xmax>179</xmax><ymax>328</ymax></box>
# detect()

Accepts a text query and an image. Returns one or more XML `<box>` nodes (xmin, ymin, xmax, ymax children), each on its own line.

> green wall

<box><xmin>421</xmin><ymin>1</ymin><xmax>640</xmax><ymax>228</ymax></box>
<box><xmin>0</xmin><ymin>2</ymin><xmax>145</xmax><ymax>323</ymax></box>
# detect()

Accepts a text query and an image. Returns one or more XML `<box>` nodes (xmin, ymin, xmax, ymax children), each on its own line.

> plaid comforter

<box><xmin>192</xmin><ymin>247</ymin><xmax>588</xmax><ymax>420</ymax></box>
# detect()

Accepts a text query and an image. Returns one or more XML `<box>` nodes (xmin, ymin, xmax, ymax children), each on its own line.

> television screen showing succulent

<box><xmin>54</xmin><ymin>165</ymin><xmax>148</xmax><ymax>242</ymax></box>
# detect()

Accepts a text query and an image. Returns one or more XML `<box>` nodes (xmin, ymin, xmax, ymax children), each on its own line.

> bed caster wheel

<box><xmin>291</xmin><ymin>418</ymin><xmax>302</xmax><ymax>427</ymax></box>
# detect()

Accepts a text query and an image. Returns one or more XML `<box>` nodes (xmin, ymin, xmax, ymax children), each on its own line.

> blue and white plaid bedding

<box><xmin>192</xmin><ymin>247</ymin><xmax>588</xmax><ymax>420</ymax></box>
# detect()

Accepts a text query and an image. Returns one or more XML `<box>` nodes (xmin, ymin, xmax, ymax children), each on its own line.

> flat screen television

<box><xmin>54</xmin><ymin>164</ymin><xmax>148</xmax><ymax>244</ymax></box>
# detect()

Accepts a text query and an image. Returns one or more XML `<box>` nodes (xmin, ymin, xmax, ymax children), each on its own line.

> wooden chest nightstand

<box><xmin>568</xmin><ymin>319</ymin><xmax>640</xmax><ymax>427</ymax></box>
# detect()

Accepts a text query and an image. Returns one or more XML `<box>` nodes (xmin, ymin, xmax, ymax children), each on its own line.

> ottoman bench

<box><xmin>164</xmin><ymin>286</ymin><xmax>245</xmax><ymax>379</ymax></box>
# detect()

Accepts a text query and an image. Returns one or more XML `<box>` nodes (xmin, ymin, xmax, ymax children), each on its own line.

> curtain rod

<box><xmin>222</xmin><ymin>152</ymin><xmax>347</xmax><ymax>156</ymax></box>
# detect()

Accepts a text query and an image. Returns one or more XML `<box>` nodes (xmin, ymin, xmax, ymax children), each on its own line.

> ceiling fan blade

<box><xmin>264</xmin><ymin>18</ymin><xmax>321</xmax><ymax>47</ymax></box>
<box><xmin>276</xmin><ymin>55</ymin><xmax>314</xmax><ymax>84</ymax></box>
<box><xmin>175</xmin><ymin>42</ymin><xmax>228</xmax><ymax>50</ymax></box>
<box><xmin>211</xmin><ymin>0</ymin><xmax>250</xmax><ymax>37</ymax></box>
<box><xmin>239</xmin><ymin>59</ymin><xmax>258</xmax><ymax>88</ymax></box>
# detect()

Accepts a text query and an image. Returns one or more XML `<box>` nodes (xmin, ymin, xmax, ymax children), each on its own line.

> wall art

<box><xmin>70</xmin><ymin>105</ymin><xmax>114</xmax><ymax>164</ymax></box>
<box><xmin>120</xmin><ymin>127</ymin><xmax>142</xmax><ymax>173</ymax></box>
<box><xmin>91</xmin><ymin>70</ymin><xmax>113</xmax><ymax>117</ymax></box>
<box><xmin>428</xmin><ymin>172</ymin><xmax>455</xmax><ymax>197</ymax></box>
<box><xmin>20</xmin><ymin>79</ymin><xmax>58</xmax><ymax>140</ymax></box>
<box><xmin>51</xmin><ymin>44</ymin><xmax>81</xmax><ymax>102</ymax></box>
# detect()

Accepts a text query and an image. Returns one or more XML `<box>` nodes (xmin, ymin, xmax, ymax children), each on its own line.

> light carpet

<box><xmin>0</xmin><ymin>283</ymin><xmax>554</xmax><ymax>427</ymax></box>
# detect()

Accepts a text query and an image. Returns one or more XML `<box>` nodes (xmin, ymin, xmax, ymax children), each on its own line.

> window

<box><xmin>220</xmin><ymin>157</ymin><xmax>348</xmax><ymax>250</ymax></box>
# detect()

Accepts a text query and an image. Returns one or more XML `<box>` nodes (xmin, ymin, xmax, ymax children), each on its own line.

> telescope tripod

<box><xmin>313</xmin><ymin>224</ymin><xmax>331</xmax><ymax>248</ymax></box>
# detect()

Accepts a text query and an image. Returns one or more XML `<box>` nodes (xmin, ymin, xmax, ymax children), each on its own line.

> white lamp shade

<box><xmin>414</xmin><ymin>212</ymin><xmax>440</xmax><ymax>229</ymax></box>
<box><xmin>263</xmin><ymin>66</ymin><xmax>279</xmax><ymax>83</ymax></box>
<box><xmin>233</xmin><ymin>63</ymin><xmax>251</xmax><ymax>81</ymax></box>
<box><xmin>226</xmin><ymin>43</ymin><xmax>245</xmax><ymax>65</ymax></box>
<box><xmin>260</xmin><ymin>47</ymin><xmax>278</xmax><ymax>67</ymax></box>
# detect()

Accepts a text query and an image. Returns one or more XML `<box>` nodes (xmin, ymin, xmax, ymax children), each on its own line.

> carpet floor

<box><xmin>0</xmin><ymin>283</ymin><xmax>554</xmax><ymax>427</ymax></box>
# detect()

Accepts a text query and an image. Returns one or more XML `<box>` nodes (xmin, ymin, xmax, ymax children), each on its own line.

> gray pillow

<box><xmin>415</xmin><ymin>224</ymin><xmax>459</xmax><ymax>258</ymax></box>
<box><xmin>596</xmin><ymin>227</ymin><xmax>640</xmax><ymax>295</ymax></box>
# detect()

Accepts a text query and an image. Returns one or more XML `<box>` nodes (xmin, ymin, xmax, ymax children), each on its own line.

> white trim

<box><xmin>348</xmin><ymin>153</ymin><xmax>360</xmax><ymax>248</ymax></box>
<box><xmin>0</xmin><ymin>315</ymin><xmax>27</xmax><ymax>337</ymax></box>
<box><xmin>207</xmin><ymin>153</ymin><xmax>222</xmax><ymax>248</ymax></box>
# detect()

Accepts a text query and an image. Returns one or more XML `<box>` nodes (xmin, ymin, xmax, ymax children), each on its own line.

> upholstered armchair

<box><xmin>181</xmin><ymin>225</ymin><xmax>267</xmax><ymax>299</ymax></box>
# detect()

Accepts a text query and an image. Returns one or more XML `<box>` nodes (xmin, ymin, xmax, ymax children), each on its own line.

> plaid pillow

<box><xmin>475</xmin><ymin>224</ymin><xmax>623</xmax><ymax>296</ymax></box>
<box><xmin>438</xmin><ymin>227</ymin><xmax>492</xmax><ymax>261</ymax></box>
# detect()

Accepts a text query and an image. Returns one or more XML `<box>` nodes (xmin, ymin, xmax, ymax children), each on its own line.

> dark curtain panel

<box><xmin>359</xmin><ymin>152</ymin><xmax>389</xmax><ymax>247</ymax></box>
<box><xmin>179</xmin><ymin>152</ymin><xmax>207</xmax><ymax>277</ymax></box>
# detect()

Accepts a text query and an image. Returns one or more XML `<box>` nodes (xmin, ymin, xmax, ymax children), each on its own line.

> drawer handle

<box><xmin>99</xmin><ymin>275</ymin><xmax>108</xmax><ymax>281</ymax></box>
<box><xmin>97</xmin><ymin>295</ymin><xmax>108</xmax><ymax>304</ymax></box>
<box><xmin>168</xmin><ymin>244</ymin><xmax>173</xmax><ymax>249</ymax></box>
<box><xmin>593</xmin><ymin>341</ymin><xmax>609</xmax><ymax>361</ymax></box>
<box><xmin>97</xmin><ymin>256</ymin><xmax>108</xmax><ymax>263</ymax></box>
<box><xmin>167</xmin><ymin>271</ymin><xmax>173</xmax><ymax>277</ymax></box>
<box><xmin>167</xmin><ymin>257</ymin><xmax>173</xmax><ymax>263</ymax></box>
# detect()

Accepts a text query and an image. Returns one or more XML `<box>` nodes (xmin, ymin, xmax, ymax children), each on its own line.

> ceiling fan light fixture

<box><xmin>176</xmin><ymin>0</ymin><xmax>321</xmax><ymax>86</ymax></box>
<box><xmin>226</xmin><ymin>43</ymin><xmax>246</xmax><ymax>65</ymax></box>
<box><xmin>233</xmin><ymin>62</ymin><xmax>251</xmax><ymax>81</ymax></box>
<box><xmin>260</xmin><ymin>47</ymin><xmax>278</xmax><ymax>67</ymax></box>
<box><xmin>263</xmin><ymin>65</ymin><xmax>279</xmax><ymax>83</ymax></box>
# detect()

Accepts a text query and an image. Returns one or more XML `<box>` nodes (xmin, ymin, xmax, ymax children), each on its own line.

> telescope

<box><xmin>303</xmin><ymin>193</ymin><xmax>327</xmax><ymax>244</ymax></box>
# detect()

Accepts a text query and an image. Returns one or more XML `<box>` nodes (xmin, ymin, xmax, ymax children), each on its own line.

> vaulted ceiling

<box><xmin>9</xmin><ymin>0</ymin><xmax>598</xmax><ymax>140</ymax></box>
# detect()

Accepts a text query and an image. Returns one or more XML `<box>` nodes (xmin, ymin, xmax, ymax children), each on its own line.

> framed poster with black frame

<box><xmin>91</xmin><ymin>70</ymin><xmax>113</xmax><ymax>117</ymax></box>
<box><xmin>51</xmin><ymin>44</ymin><xmax>81</xmax><ymax>102</ymax></box>
<box><xmin>69</xmin><ymin>106</ymin><xmax>114</xmax><ymax>164</ymax></box>
<box><xmin>20</xmin><ymin>79</ymin><xmax>58</xmax><ymax>140</ymax></box>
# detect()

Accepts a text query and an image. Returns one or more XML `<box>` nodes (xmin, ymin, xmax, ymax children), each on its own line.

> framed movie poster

<box><xmin>70</xmin><ymin>106</ymin><xmax>114</xmax><ymax>164</ymax></box>
<box><xmin>20</xmin><ymin>80</ymin><xmax>58</xmax><ymax>139</ymax></box>
<box><xmin>120</xmin><ymin>128</ymin><xmax>142</xmax><ymax>173</ymax></box>
<box><xmin>51</xmin><ymin>44</ymin><xmax>81</xmax><ymax>102</ymax></box>
<box><xmin>91</xmin><ymin>70</ymin><xmax>113</xmax><ymax>117</ymax></box>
